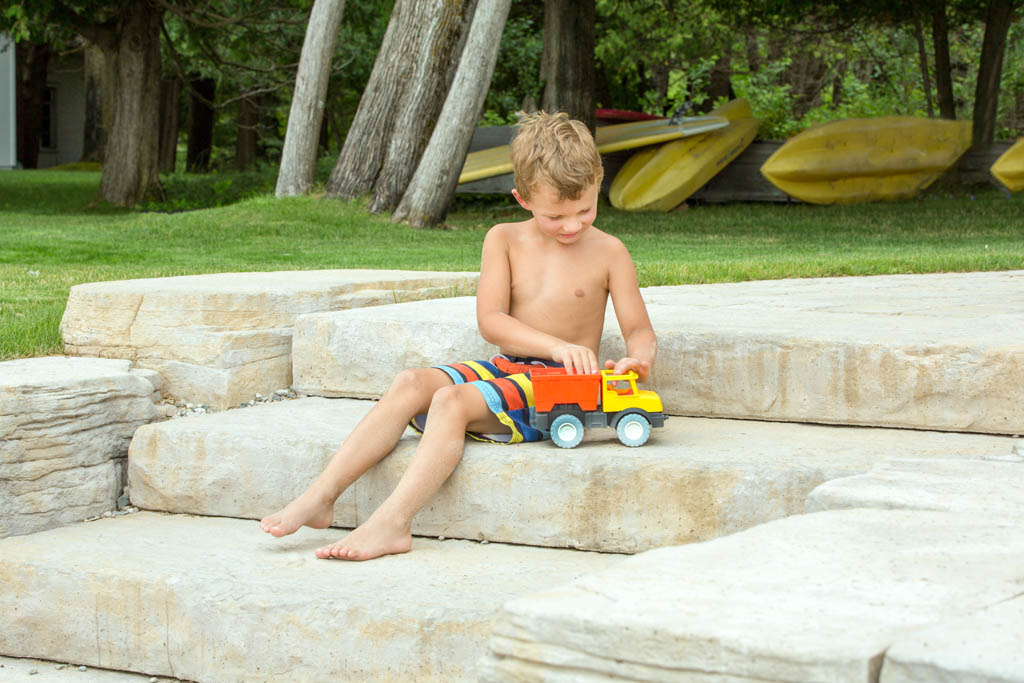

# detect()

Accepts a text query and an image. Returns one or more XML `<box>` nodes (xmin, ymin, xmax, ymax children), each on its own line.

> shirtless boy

<box><xmin>260</xmin><ymin>111</ymin><xmax>657</xmax><ymax>561</ymax></box>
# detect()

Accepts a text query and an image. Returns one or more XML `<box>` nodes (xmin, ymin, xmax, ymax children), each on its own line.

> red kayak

<box><xmin>595</xmin><ymin>108</ymin><xmax>664</xmax><ymax>124</ymax></box>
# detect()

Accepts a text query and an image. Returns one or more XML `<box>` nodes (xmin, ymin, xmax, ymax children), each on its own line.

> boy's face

<box><xmin>513</xmin><ymin>182</ymin><xmax>599</xmax><ymax>246</ymax></box>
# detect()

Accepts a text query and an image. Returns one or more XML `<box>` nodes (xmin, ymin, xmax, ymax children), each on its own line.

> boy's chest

<box><xmin>508</xmin><ymin>252</ymin><xmax>608</xmax><ymax>307</ymax></box>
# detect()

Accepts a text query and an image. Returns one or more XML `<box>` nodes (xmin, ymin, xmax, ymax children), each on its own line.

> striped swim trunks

<box><xmin>408</xmin><ymin>354</ymin><xmax>564</xmax><ymax>444</ymax></box>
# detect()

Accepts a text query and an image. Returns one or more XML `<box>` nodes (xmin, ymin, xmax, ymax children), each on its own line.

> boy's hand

<box><xmin>605</xmin><ymin>357</ymin><xmax>651</xmax><ymax>383</ymax></box>
<box><xmin>553</xmin><ymin>344</ymin><xmax>600</xmax><ymax>375</ymax></box>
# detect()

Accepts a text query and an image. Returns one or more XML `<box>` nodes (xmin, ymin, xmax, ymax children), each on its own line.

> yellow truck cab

<box><xmin>600</xmin><ymin>369</ymin><xmax>664</xmax><ymax>416</ymax></box>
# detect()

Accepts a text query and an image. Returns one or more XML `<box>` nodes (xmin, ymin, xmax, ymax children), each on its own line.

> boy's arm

<box><xmin>606</xmin><ymin>239</ymin><xmax>657</xmax><ymax>382</ymax></box>
<box><xmin>476</xmin><ymin>226</ymin><xmax>599</xmax><ymax>374</ymax></box>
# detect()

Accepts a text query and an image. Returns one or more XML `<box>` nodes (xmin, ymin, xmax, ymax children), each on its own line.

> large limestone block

<box><xmin>642</xmin><ymin>271</ymin><xmax>1024</xmax><ymax>434</ymax></box>
<box><xmin>128</xmin><ymin>398</ymin><xmax>1015</xmax><ymax>553</ymax></box>
<box><xmin>61</xmin><ymin>269</ymin><xmax>477</xmax><ymax>409</ymax></box>
<box><xmin>292</xmin><ymin>296</ymin><xmax>493</xmax><ymax>399</ymax></box>
<box><xmin>881</xmin><ymin>596</ymin><xmax>1024</xmax><ymax>683</ymax></box>
<box><xmin>0</xmin><ymin>513</ymin><xmax>619</xmax><ymax>682</ymax></box>
<box><xmin>293</xmin><ymin>271</ymin><xmax>1024</xmax><ymax>433</ymax></box>
<box><xmin>805</xmin><ymin>456</ymin><xmax>1024</xmax><ymax>516</ymax></box>
<box><xmin>480</xmin><ymin>509</ymin><xmax>1024</xmax><ymax>682</ymax></box>
<box><xmin>0</xmin><ymin>357</ymin><xmax>162</xmax><ymax>538</ymax></box>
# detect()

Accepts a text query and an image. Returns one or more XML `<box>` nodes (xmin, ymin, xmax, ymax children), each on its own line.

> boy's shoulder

<box><xmin>485</xmin><ymin>218</ymin><xmax>531</xmax><ymax>238</ymax></box>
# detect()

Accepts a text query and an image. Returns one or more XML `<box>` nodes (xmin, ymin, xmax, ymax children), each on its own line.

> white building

<box><xmin>1</xmin><ymin>34</ymin><xmax>15</xmax><ymax>169</ymax></box>
<box><xmin>0</xmin><ymin>34</ymin><xmax>86</xmax><ymax>169</ymax></box>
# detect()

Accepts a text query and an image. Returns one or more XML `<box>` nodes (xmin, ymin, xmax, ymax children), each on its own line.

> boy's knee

<box><xmin>387</xmin><ymin>368</ymin><xmax>440</xmax><ymax>397</ymax></box>
<box><xmin>429</xmin><ymin>384</ymin><xmax>477</xmax><ymax>423</ymax></box>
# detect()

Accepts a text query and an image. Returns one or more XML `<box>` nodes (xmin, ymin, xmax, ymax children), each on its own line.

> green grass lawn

<box><xmin>2</xmin><ymin>168</ymin><xmax>1023</xmax><ymax>360</ymax></box>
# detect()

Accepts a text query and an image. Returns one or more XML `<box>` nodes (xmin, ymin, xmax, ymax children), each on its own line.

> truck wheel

<box><xmin>550</xmin><ymin>414</ymin><xmax>584</xmax><ymax>448</ymax></box>
<box><xmin>616</xmin><ymin>413</ymin><xmax>651</xmax><ymax>447</ymax></box>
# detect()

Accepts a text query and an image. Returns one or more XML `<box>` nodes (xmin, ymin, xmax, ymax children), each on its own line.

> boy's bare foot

<box><xmin>315</xmin><ymin>512</ymin><xmax>412</xmax><ymax>561</ymax></box>
<box><xmin>259</xmin><ymin>491</ymin><xmax>335</xmax><ymax>538</ymax></box>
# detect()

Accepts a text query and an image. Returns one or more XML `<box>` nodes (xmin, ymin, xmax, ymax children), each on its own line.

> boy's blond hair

<box><xmin>510</xmin><ymin>111</ymin><xmax>604</xmax><ymax>201</ymax></box>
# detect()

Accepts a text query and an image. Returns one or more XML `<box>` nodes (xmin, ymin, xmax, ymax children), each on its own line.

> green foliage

<box><xmin>141</xmin><ymin>155</ymin><xmax>336</xmax><ymax>212</ymax></box>
<box><xmin>594</xmin><ymin>0</ymin><xmax>734</xmax><ymax>115</ymax></box>
<box><xmin>483</xmin><ymin>15</ymin><xmax>544</xmax><ymax>124</ymax></box>
<box><xmin>730</xmin><ymin>57</ymin><xmax>799</xmax><ymax>137</ymax></box>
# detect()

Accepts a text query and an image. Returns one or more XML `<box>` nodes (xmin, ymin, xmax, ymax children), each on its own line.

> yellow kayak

<box><xmin>609</xmin><ymin>99</ymin><xmax>758</xmax><ymax>211</ymax></box>
<box><xmin>458</xmin><ymin>116</ymin><xmax>728</xmax><ymax>185</ymax></box>
<box><xmin>991</xmin><ymin>138</ymin><xmax>1024</xmax><ymax>192</ymax></box>
<box><xmin>761</xmin><ymin>117</ymin><xmax>972</xmax><ymax>204</ymax></box>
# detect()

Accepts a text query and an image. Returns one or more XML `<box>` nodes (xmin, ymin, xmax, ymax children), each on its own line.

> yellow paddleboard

<box><xmin>610</xmin><ymin>99</ymin><xmax>758</xmax><ymax>211</ymax></box>
<box><xmin>761</xmin><ymin>117</ymin><xmax>972</xmax><ymax>204</ymax></box>
<box><xmin>458</xmin><ymin>116</ymin><xmax>729</xmax><ymax>185</ymax></box>
<box><xmin>991</xmin><ymin>138</ymin><xmax>1024</xmax><ymax>192</ymax></box>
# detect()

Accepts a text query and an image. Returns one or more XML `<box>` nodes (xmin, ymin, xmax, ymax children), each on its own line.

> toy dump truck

<box><xmin>530</xmin><ymin>368</ymin><xmax>666</xmax><ymax>448</ymax></box>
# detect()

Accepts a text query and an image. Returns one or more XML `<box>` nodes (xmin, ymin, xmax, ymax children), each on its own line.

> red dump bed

<box><xmin>531</xmin><ymin>368</ymin><xmax>601</xmax><ymax>413</ymax></box>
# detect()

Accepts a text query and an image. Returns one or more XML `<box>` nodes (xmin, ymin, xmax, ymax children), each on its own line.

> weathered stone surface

<box><xmin>128</xmin><ymin>397</ymin><xmax>1015</xmax><ymax>553</ymax></box>
<box><xmin>881</xmin><ymin>596</ymin><xmax>1024</xmax><ymax>683</ymax></box>
<box><xmin>293</xmin><ymin>271</ymin><xmax>1024</xmax><ymax>433</ymax></box>
<box><xmin>806</xmin><ymin>456</ymin><xmax>1024</xmax><ymax>517</ymax></box>
<box><xmin>292</xmin><ymin>297</ymin><xmax>493</xmax><ymax>399</ymax></box>
<box><xmin>480</xmin><ymin>509</ymin><xmax>1024</xmax><ymax>682</ymax></box>
<box><xmin>61</xmin><ymin>270</ymin><xmax>477</xmax><ymax>409</ymax></box>
<box><xmin>0</xmin><ymin>655</ymin><xmax>182</xmax><ymax>682</ymax></box>
<box><xmin>0</xmin><ymin>513</ymin><xmax>619</xmax><ymax>682</ymax></box>
<box><xmin>0</xmin><ymin>357</ymin><xmax>161</xmax><ymax>538</ymax></box>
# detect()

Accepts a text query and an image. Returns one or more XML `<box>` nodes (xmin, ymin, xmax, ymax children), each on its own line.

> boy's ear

<box><xmin>511</xmin><ymin>189</ymin><xmax>530</xmax><ymax>210</ymax></box>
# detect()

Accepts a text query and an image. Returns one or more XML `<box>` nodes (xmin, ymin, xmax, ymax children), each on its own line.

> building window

<box><xmin>41</xmin><ymin>86</ymin><xmax>56</xmax><ymax>149</ymax></box>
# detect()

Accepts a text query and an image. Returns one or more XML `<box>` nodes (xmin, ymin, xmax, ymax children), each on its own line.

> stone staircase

<box><xmin>2</xmin><ymin>269</ymin><xmax>1023</xmax><ymax>682</ymax></box>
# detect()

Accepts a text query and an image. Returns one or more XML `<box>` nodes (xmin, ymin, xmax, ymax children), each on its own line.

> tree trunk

<box><xmin>540</xmin><ymin>0</ymin><xmax>595</xmax><ymax>132</ymax></box>
<box><xmin>931</xmin><ymin>0</ymin><xmax>956</xmax><ymax>119</ymax></box>
<box><xmin>158</xmin><ymin>78</ymin><xmax>180</xmax><ymax>173</ymax></box>
<box><xmin>912</xmin><ymin>12</ymin><xmax>934</xmax><ymax>118</ymax></box>
<box><xmin>276</xmin><ymin>0</ymin><xmax>346</xmax><ymax>196</ymax></box>
<box><xmin>98</xmin><ymin>0</ymin><xmax>162</xmax><ymax>206</ymax></box>
<box><xmin>327</xmin><ymin>0</ymin><xmax>444</xmax><ymax>200</ymax></box>
<box><xmin>186</xmin><ymin>75</ymin><xmax>216</xmax><ymax>172</ymax></box>
<box><xmin>235</xmin><ymin>94</ymin><xmax>259</xmax><ymax>170</ymax></box>
<box><xmin>971</xmin><ymin>0</ymin><xmax>1015</xmax><ymax>148</ymax></box>
<box><xmin>368</xmin><ymin>0</ymin><xmax>476</xmax><ymax>214</ymax></box>
<box><xmin>701</xmin><ymin>51</ymin><xmax>733</xmax><ymax>113</ymax></box>
<box><xmin>15</xmin><ymin>42</ymin><xmax>50</xmax><ymax>169</ymax></box>
<box><xmin>744</xmin><ymin>27</ymin><xmax>761</xmax><ymax>75</ymax></box>
<box><xmin>392</xmin><ymin>0</ymin><xmax>511</xmax><ymax>228</ymax></box>
<box><xmin>81</xmin><ymin>43</ymin><xmax>107</xmax><ymax>163</ymax></box>
<box><xmin>830</xmin><ymin>61</ymin><xmax>847</xmax><ymax>109</ymax></box>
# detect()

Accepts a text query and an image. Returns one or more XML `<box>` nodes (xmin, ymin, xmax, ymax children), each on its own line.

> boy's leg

<box><xmin>316</xmin><ymin>382</ymin><xmax>507</xmax><ymax>561</ymax></box>
<box><xmin>259</xmin><ymin>367</ymin><xmax>455</xmax><ymax>537</ymax></box>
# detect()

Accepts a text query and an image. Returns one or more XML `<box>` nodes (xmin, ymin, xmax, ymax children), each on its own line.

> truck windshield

<box><xmin>605</xmin><ymin>379</ymin><xmax>634</xmax><ymax>396</ymax></box>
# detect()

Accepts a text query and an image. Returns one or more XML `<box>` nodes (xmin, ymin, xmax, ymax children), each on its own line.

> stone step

<box><xmin>0</xmin><ymin>513</ymin><xmax>619</xmax><ymax>682</ymax></box>
<box><xmin>293</xmin><ymin>270</ymin><xmax>1024</xmax><ymax>434</ymax></box>
<box><xmin>805</xmin><ymin>454</ymin><xmax>1024</xmax><ymax>517</ymax></box>
<box><xmin>478</xmin><ymin>508</ymin><xmax>1024</xmax><ymax>682</ymax></box>
<box><xmin>126</xmin><ymin>397</ymin><xmax>1016</xmax><ymax>554</ymax></box>
<box><xmin>1</xmin><ymin>357</ymin><xmax>164</xmax><ymax>539</ymax></box>
<box><xmin>60</xmin><ymin>269</ymin><xmax>477</xmax><ymax>410</ymax></box>
<box><xmin>882</xmin><ymin>596</ymin><xmax>1024</xmax><ymax>682</ymax></box>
